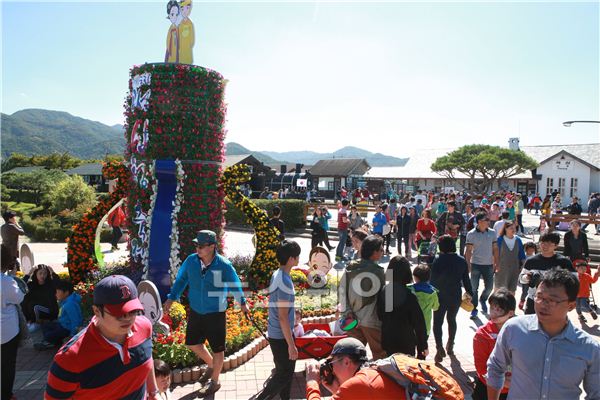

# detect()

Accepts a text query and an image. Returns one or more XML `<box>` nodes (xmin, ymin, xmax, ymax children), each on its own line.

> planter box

<box><xmin>172</xmin><ymin>369</ymin><xmax>183</xmax><ymax>384</ymax></box>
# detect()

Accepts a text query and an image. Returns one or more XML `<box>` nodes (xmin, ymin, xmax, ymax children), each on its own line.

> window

<box><xmin>558</xmin><ymin>178</ymin><xmax>566</xmax><ymax>197</ymax></box>
<box><xmin>570</xmin><ymin>178</ymin><xmax>578</xmax><ymax>198</ymax></box>
<box><xmin>546</xmin><ymin>178</ymin><xmax>554</xmax><ymax>195</ymax></box>
<box><xmin>328</xmin><ymin>182</ymin><xmax>334</xmax><ymax>191</ymax></box>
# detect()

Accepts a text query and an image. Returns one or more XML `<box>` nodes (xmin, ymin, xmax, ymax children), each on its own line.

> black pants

<box><xmin>311</xmin><ymin>231</ymin><xmax>332</xmax><ymax>249</ymax></box>
<box><xmin>459</xmin><ymin>234</ymin><xmax>467</xmax><ymax>256</ymax></box>
<box><xmin>2</xmin><ymin>334</ymin><xmax>19</xmax><ymax>400</ymax></box>
<box><xmin>383</xmin><ymin>233</ymin><xmax>391</xmax><ymax>251</ymax></box>
<box><xmin>524</xmin><ymin>297</ymin><xmax>535</xmax><ymax>315</ymax></box>
<box><xmin>256</xmin><ymin>338</ymin><xmax>296</xmax><ymax>400</ymax></box>
<box><xmin>111</xmin><ymin>226</ymin><xmax>123</xmax><ymax>247</ymax></box>
<box><xmin>433</xmin><ymin>300</ymin><xmax>460</xmax><ymax>348</ymax></box>
<box><xmin>516</xmin><ymin>214</ymin><xmax>524</xmax><ymax>233</ymax></box>
<box><xmin>472</xmin><ymin>377</ymin><xmax>508</xmax><ymax>400</ymax></box>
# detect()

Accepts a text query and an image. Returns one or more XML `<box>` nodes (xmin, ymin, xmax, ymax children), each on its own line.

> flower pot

<box><xmin>182</xmin><ymin>368</ymin><xmax>192</xmax><ymax>383</ymax></box>
<box><xmin>191</xmin><ymin>366</ymin><xmax>202</xmax><ymax>381</ymax></box>
<box><xmin>223</xmin><ymin>357</ymin><xmax>231</xmax><ymax>372</ymax></box>
<box><xmin>172</xmin><ymin>369</ymin><xmax>183</xmax><ymax>384</ymax></box>
<box><xmin>230</xmin><ymin>355</ymin><xmax>238</xmax><ymax>369</ymax></box>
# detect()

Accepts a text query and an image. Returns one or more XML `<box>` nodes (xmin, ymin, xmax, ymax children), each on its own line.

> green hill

<box><xmin>1</xmin><ymin>109</ymin><xmax>125</xmax><ymax>159</ymax></box>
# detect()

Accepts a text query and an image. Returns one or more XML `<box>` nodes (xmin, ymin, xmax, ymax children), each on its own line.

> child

<box><xmin>410</xmin><ymin>264</ymin><xmax>440</xmax><ymax>339</ymax></box>
<box><xmin>293</xmin><ymin>308</ymin><xmax>304</xmax><ymax>337</ymax></box>
<box><xmin>34</xmin><ymin>280</ymin><xmax>83</xmax><ymax>350</ymax></box>
<box><xmin>269</xmin><ymin>205</ymin><xmax>285</xmax><ymax>241</ymax></box>
<box><xmin>576</xmin><ymin>263</ymin><xmax>599</xmax><ymax>322</ymax></box>
<box><xmin>519</xmin><ymin>242</ymin><xmax>537</xmax><ymax>310</ymax></box>
<box><xmin>154</xmin><ymin>359</ymin><xmax>172</xmax><ymax>400</ymax></box>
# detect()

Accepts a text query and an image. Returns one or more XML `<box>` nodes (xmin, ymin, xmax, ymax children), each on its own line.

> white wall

<box><xmin>536</xmin><ymin>155</ymin><xmax>591</xmax><ymax>209</ymax></box>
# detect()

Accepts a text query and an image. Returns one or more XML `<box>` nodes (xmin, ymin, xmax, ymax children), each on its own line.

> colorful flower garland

<box><xmin>66</xmin><ymin>161</ymin><xmax>131</xmax><ymax>283</ymax></box>
<box><xmin>221</xmin><ymin>164</ymin><xmax>280</xmax><ymax>290</ymax></box>
<box><xmin>124</xmin><ymin>63</ymin><xmax>227</xmax><ymax>272</ymax></box>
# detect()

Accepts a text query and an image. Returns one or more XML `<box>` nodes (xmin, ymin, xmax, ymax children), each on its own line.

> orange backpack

<box><xmin>370</xmin><ymin>353</ymin><xmax>464</xmax><ymax>400</ymax></box>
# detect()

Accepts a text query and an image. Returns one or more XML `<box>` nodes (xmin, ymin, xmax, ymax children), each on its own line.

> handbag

<box><xmin>339</xmin><ymin>275</ymin><xmax>358</xmax><ymax>331</ymax></box>
<box><xmin>460</xmin><ymin>292</ymin><xmax>474</xmax><ymax>312</ymax></box>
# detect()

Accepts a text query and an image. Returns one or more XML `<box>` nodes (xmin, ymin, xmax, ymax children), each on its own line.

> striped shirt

<box><xmin>45</xmin><ymin>316</ymin><xmax>153</xmax><ymax>399</ymax></box>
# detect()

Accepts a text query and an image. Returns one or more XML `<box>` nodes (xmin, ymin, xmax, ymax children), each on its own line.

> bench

<box><xmin>547</xmin><ymin>213</ymin><xmax>600</xmax><ymax>231</ymax></box>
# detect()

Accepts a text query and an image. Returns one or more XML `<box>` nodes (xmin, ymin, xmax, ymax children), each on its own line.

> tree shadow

<box><xmin>436</xmin><ymin>356</ymin><xmax>475</xmax><ymax>396</ymax></box>
<box><xmin>580</xmin><ymin>323</ymin><xmax>600</xmax><ymax>336</ymax></box>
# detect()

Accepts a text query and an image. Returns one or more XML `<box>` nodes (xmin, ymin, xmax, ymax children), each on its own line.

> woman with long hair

<box><xmin>377</xmin><ymin>256</ymin><xmax>428</xmax><ymax>358</ymax></box>
<box><xmin>396</xmin><ymin>206</ymin><xmax>411</xmax><ymax>257</ymax></box>
<box><xmin>22</xmin><ymin>264</ymin><xmax>59</xmax><ymax>331</ymax></box>
<box><xmin>494</xmin><ymin>221</ymin><xmax>526</xmax><ymax>293</ymax></box>
<box><xmin>563</xmin><ymin>220</ymin><xmax>589</xmax><ymax>262</ymax></box>
<box><xmin>416</xmin><ymin>209</ymin><xmax>437</xmax><ymax>247</ymax></box>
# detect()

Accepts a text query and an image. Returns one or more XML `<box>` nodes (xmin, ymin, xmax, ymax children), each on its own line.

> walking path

<box><xmin>12</xmin><ymin>213</ymin><xmax>600</xmax><ymax>399</ymax></box>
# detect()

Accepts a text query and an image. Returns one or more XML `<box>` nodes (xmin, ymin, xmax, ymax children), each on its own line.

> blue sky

<box><xmin>2</xmin><ymin>1</ymin><xmax>599</xmax><ymax>155</ymax></box>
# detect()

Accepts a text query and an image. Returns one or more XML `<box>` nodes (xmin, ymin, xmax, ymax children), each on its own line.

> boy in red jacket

<box><xmin>576</xmin><ymin>263</ymin><xmax>599</xmax><ymax>322</ymax></box>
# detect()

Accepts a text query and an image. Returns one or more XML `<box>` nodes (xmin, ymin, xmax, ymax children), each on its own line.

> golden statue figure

<box><xmin>178</xmin><ymin>0</ymin><xmax>194</xmax><ymax>64</ymax></box>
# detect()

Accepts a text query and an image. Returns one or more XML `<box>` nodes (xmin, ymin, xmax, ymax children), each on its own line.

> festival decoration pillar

<box><xmin>124</xmin><ymin>63</ymin><xmax>227</xmax><ymax>300</ymax></box>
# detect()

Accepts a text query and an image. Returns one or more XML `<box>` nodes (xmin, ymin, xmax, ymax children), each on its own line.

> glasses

<box><xmin>533</xmin><ymin>294</ymin><xmax>569</xmax><ymax>307</ymax></box>
<box><xmin>104</xmin><ymin>309</ymin><xmax>140</xmax><ymax>321</ymax></box>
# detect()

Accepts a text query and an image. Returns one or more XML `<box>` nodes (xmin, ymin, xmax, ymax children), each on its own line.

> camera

<box><xmin>528</xmin><ymin>271</ymin><xmax>542</xmax><ymax>288</ymax></box>
<box><xmin>319</xmin><ymin>360</ymin><xmax>335</xmax><ymax>385</ymax></box>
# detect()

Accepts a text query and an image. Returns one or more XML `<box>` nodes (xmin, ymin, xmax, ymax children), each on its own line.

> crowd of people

<box><xmin>2</xmin><ymin>186</ymin><xmax>600</xmax><ymax>400</ymax></box>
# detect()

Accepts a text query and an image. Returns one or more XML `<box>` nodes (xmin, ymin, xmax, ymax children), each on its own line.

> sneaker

<box><xmin>434</xmin><ymin>347</ymin><xmax>446</xmax><ymax>363</ymax></box>
<box><xmin>579</xmin><ymin>314</ymin><xmax>587</xmax><ymax>323</ymax></box>
<box><xmin>470</xmin><ymin>309</ymin><xmax>478</xmax><ymax>319</ymax></box>
<box><xmin>198</xmin><ymin>367</ymin><xmax>213</xmax><ymax>386</ymax></box>
<box><xmin>34</xmin><ymin>341</ymin><xmax>55</xmax><ymax>351</ymax></box>
<box><xmin>197</xmin><ymin>380</ymin><xmax>221</xmax><ymax>397</ymax></box>
<box><xmin>591</xmin><ymin>311</ymin><xmax>598</xmax><ymax>320</ymax></box>
<box><xmin>446</xmin><ymin>342</ymin><xmax>454</xmax><ymax>356</ymax></box>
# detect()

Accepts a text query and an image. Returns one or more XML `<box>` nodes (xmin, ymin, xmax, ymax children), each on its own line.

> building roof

<box><xmin>363</xmin><ymin>144</ymin><xmax>600</xmax><ymax>181</ymax></box>
<box><xmin>223</xmin><ymin>154</ymin><xmax>259</xmax><ymax>168</ymax></box>
<box><xmin>520</xmin><ymin>144</ymin><xmax>600</xmax><ymax>171</ymax></box>
<box><xmin>66</xmin><ymin>163</ymin><xmax>103</xmax><ymax>176</ymax></box>
<box><xmin>309</xmin><ymin>158</ymin><xmax>371</xmax><ymax>177</ymax></box>
<box><xmin>2</xmin><ymin>166</ymin><xmax>46</xmax><ymax>174</ymax></box>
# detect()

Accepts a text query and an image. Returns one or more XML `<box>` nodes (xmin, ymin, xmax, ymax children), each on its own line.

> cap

<box><xmin>331</xmin><ymin>338</ymin><xmax>367</xmax><ymax>360</ymax></box>
<box><xmin>93</xmin><ymin>275</ymin><xmax>143</xmax><ymax>317</ymax></box>
<box><xmin>192</xmin><ymin>230</ymin><xmax>217</xmax><ymax>245</ymax></box>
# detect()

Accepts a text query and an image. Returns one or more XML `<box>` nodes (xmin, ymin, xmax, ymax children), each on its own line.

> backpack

<box><xmin>370</xmin><ymin>353</ymin><xmax>464</xmax><ymax>400</ymax></box>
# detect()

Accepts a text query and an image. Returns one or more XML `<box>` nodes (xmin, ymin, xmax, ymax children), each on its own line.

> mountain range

<box><xmin>1</xmin><ymin>109</ymin><xmax>125</xmax><ymax>159</ymax></box>
<box><xmin>226</xmin><ymin>143</ymin><xmax>407</xmax><ymax>167</ymax></box>
<box><xmin>1</xmin><ymin>109</ymin><xmax>407</xmax><ymax>167</ymax></box>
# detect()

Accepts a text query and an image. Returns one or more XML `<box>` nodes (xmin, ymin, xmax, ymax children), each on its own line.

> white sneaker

<box><xmin>28</xmin><ymin>322</ymin><xmax>40</xmax><ymax>333</ymax></box>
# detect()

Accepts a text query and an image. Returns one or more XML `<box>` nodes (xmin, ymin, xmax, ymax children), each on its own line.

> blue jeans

<box><xmin>42</xmin><ymin>321</ymin><xmax>70</xmax><ymax>345</ymax></box>
<box><xmin>336</xmin><ymin>229</ymin><xmax>349</xmax><ymax>258</ymax></box>
<box><xmin>576</xmin><ymin>298</ymin><xmax>592</xmax><ymax>314</ymax></box>
<box><xmin>470</xmin><ymin>264</ymin><xmax>494</xmax><ymax>309</ymax></box>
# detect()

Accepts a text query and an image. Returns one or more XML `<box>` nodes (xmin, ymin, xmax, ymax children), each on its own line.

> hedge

<box><xmin>224</xmin><ymin>199</ymin><xmax>307</xmax><ymax>231</ymax></box>
<box><xmin>21</xmin><ymin>216</ymin><xmax>71</xmax><ymax>242</ymax></box>
<box><xmin>2</xmin><ymin>189</ymin><xmax>40</xmax><ymax>205</ymax></box>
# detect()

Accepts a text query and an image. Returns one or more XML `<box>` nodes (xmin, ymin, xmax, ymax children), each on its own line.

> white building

<box><xmin>362</xmin><ymin>141</ymin><xmax>600</xmax><ymax>209</ymax></box>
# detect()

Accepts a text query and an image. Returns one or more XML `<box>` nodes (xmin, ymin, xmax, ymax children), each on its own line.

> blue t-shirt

<box><xmin>267</xmin><ymin>269</ymin><xmax>295</xmax><ymax>340</ymax></box>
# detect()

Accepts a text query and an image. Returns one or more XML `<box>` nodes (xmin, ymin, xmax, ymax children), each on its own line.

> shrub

<box><xmin>228</xmin><ymin>253</ymin><xmax>254</xmax><ymax>278</ymax></box>
<box><xmin>224</xmin><ymin>199</ymin><xmax>307</xmax><ymax>230</ymax></box>
<box><xmin>21</xmin><ymin>215</ymin><xmax>72</xmax><ymax>242</ymax></box>
<box><xmin>46</xmin><ymin>175</ymin><xmax>97</xmax><ymax>214</ymax></box>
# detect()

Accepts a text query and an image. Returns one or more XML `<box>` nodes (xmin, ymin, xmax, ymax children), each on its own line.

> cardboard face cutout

<box><xmin>20</xmin><ymin>243</ymin><xmax>34</xmax><ymax>276</ymax></box>
<box><xmin>307</xmin><ymin>247</ymin><xmax>331</xmax><ymax>288</ymax></box>
<box><xmin>137</xmin><ymin>280</ymin><xmax>162</xmax><ymax>324</ymax></box>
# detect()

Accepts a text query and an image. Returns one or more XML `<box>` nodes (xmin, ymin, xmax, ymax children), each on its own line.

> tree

<box><xmin>431</xmin><ymin>145</ymin><xmax>538</xmax><ymax>193</ymax></box>
<box><xmin>2</xmin><ymin>169</ymin><xmax>69</xmax><ymax>206</ymax></box>
<box><xmin>1</xmin><ymin>152</ymin><xmax>83</xmax><ymax>171</ymax></box>
<box><xmin>45</xmin><ymin>175</ymin><xmax>97</xmax><ymax>214</ymax></box>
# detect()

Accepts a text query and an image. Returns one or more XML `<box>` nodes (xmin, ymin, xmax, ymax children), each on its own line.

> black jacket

<box><xmin>396</xmin><ymin>214</ymin><xmax>412</xmax><ymax>238</ymax></box>
<box><xmin>377</xmin><ymin>283</ymin><xmax>427</xmax><ymax>357</ymax></box>
<box><xmin>565</xmin><ymin>202</ymin><xmax>582</xmax><ymax>215</ymax></box>
<box><xmin>563</xmin><ymin>230</ymin><xmax>589</xmax><ymax>260</ymax></box>
<box><xmin>430</xmin><ymin>253</ymin><xmax>473</xmax><ymax>303</ymax></box>
<box><xmin>22</xmin><ymin>280</ymin><xmax>59</xmax><ymax>322</ymax></box>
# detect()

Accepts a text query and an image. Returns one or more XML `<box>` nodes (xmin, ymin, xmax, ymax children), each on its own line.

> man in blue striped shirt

<box><xmin>486</xmin><ymin>268</ymin><xmax>600</xmax><ymax>400</ymax></box>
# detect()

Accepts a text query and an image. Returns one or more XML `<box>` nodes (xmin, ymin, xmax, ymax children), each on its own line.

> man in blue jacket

<box><xmin>34</xmin><ymin>280</ymin><xmax>83</xmax><ymax>350</ymax></box>
<box><xmin>164</xmin><ymin>230</ymin><xmax>248</xmax><ymax>397</ymax></box>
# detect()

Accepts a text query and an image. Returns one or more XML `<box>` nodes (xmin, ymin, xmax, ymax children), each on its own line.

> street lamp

<box><xmin>562</xmin><ymin>120</ymin><xmax>600</xmax><ymax>127</ymax></box>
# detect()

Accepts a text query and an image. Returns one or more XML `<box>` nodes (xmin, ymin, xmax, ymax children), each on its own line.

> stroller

<box><xmin>417</xmin><ymin>236</ymin><xmax>438</xmax><ymax>265</ymax></box>
<box><xmin>573</xmin><ymin>259</ymin><xmax>599</xmax><ymax>313</ymax></box>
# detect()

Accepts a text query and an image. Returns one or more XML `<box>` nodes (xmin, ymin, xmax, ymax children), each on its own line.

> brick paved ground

<box><xmin>11</xmin><ymin>214</ymin><xmax>600</xmax><ymax>399</ymax></box>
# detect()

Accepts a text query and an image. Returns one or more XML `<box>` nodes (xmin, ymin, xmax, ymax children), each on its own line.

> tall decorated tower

<box><xmin>124</xmin><ymin>63</ymin><xmax>227</xmax><ymax>300</ymax></box>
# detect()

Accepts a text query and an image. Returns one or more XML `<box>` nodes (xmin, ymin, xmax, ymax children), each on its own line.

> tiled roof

<box><xmin>520</xmin><ymin>144</ymin><xmax>600</xmax><ymax>170</ymax></box>
<box><xmin>309</xmin><ymin>158</ymin><xmax>371</xmax><ymax>176</ymax></box>
<box><xmin>2</xmin><ymin>166</ymin><xmax>46</xmax><ymax>174</ymax></box>
<box><xmin>66</xmin><ymin>163</ymin><xmax>103</xmax><ymax>176</ymax></box>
